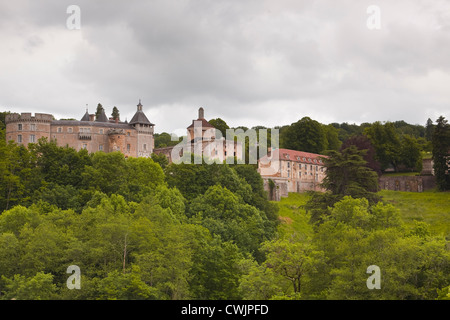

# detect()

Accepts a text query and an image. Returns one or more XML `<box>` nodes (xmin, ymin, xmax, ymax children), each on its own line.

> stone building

<box><xmin>5</xmin><ymin>101</ymin><xmax>155</xmax><ymax>157</ymax></box>
<box><xmin>153</xmin><ymin>107</ymin><xmax>243</xmax><ymax>163</ymax></box>
<box><xmin>258</xmin><ymin>148</ymin><xmax>327</xmax><ymax>200</ymax></box>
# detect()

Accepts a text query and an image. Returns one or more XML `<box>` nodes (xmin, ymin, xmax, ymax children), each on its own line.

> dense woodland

<box><xmin>0</xmin><ymin>111</ymin><xmax>449</xmax><ymax>300</ymax></box>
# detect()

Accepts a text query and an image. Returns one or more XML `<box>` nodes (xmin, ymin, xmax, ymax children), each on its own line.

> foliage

<box><xmin>209</xmin><ymin>118</ymin><xmax>230</xmax><ymax>138</ymax></box>
<box><xmin>432</xmin><ymin>116</ymin><xmax>450</xmax><ymax>191</ymax></box>
<box><xmin>281</xmin><ymin>117</ymin><xmax>327</xmax><ymax>154</ymax></box>
<box><xmin>341</xmin><ymin>135</ymin><xmax>381</xmax><ymax>176</ymax></box>
<box><xmin>111</xmin><ymin>106</ymin><xmax>120</xmax><ymax>121</ymax></box>
<box><xmin>305</xmin><ymin>146</ymin><xmax>380</xmax><ymax>224</ymax></box>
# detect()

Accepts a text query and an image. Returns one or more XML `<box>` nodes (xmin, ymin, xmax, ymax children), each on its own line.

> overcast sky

<box><xmin>1</xmin><ymin>0</ymin><xmax>449</xmax><ymax>135</ymax></box>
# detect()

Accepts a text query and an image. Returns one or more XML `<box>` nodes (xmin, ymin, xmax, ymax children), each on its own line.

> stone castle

<box><xmin>5</xmin><ymin>101</ymin><xmax>154</xmax><ymax>158</ymax></box>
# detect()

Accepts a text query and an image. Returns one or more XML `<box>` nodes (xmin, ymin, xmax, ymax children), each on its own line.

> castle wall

<box><xmin>5</xmin><ymin>113</ymin><xmax>145</xmax><ymax>158</ymax></box>
<box><xmin>379</xmin><ymin>176</ymin><xmax>436</xmax><ymax>192</ymax></box>
<box><xmin>5</xmin><ymin>113</ymin><xmax>52</xmax><ymax>144</ymax></box>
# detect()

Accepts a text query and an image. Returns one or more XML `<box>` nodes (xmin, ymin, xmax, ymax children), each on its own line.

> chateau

<box><xmin>258</xmin><ymin>148</ymin><xmax>327</xmax><ymax>200</ymax></box>
<box><xmin>5</xmin><ymin>103</ymin><xmax>327</xmax><ymax>199</ymax></box>
<box><xmin>153</xmin><ymin>107</ymin><xmax>244</xmax><ymax>163</ymax></box>
<box><xmin>5</xmin><ymin>101</ymin><xmax>154</xmax><ymax>157</ymax></box>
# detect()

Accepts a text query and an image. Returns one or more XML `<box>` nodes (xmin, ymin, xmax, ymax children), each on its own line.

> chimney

<box><xmin>115</xmin><ymin>117</ymin><xmax>119</xmax><ymax>124</ymax></box>
<box><xmin>198</xmin><ymin>107</ymin><xmax>204</xmax><ymax>119</ymax></box>
<box><xmin>89</xmin><ymin>114</ymin><xmax>95</xmax><ymax>121</ymax></box>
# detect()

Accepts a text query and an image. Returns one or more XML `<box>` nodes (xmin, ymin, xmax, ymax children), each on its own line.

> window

<box><xmin>316</xmin><ymin>173</ymin><xmax>318</xmax><ymax>181</ymax></box>
<box><xmin>68</xmin><ymin>127</ymin><xmax>73</xmax><ymax>133</ymax></box>
<box><xmin>127</xmin><ymin>144</ymin><xmax>131</xmax><ymax>152</ymax></box>
<box><xmin>18</xmin><ymin>124</ymin><xmax>22</xmax><ymax>131</ymax></box>
<box><xmin>299</xmin><ymin>172</ymin><xmax>302</xmax><ymax>178</ymax></box>
<box><xmin>287</xmin><ymin>162</ymin><xmax>290</xmax><ymax>168</ymax></box>
<box><xmin>82</xmin><ymin>144</ymin><xmax>87</xmax><ymax>149</ymax></box>
<box><xmin>143</xmin><ymin>144</ymin><xmax>147</xmax><ymax>151</ymax></box>
<box><xmin>30</xmin><ymin>135</ymin><xmax>36</xmax><ymax>143</ymax></box>
<box><xmin>17</xmin><ymin>134</ymin><xmax>22</xmax><ymax>143</ymax></box>
<box><xmin>57</xmin><ymin>127</ymin><xmax>62</xmax><ymax>133</ymax></box>
<box><xmin>310</xmin><ymin>165</ymin><xmax>313</xmax><ymax>170</ymax></box>
<box><xmin>99</xmin><ymin>129</ymin><xmax>104</xmax><ymax>134</ymax></box>
<box><xmin>299</xmin><ymin>163</ymin><xmax>301</xmax><ymax>169</ymax></box>
<box><xmin>287</xmin><ymin>169</ymin><xmax>290</xmax><ymax>177</ymax></box>
<box><xmin>30</xmin><ymin>124</ymin><xmax>36</xmax><ymax>131</ymax></box>
<box><xmin>99</xmin><ymin>144</ymin><xmax>103</xmax><ymax>151</ymax></box>
<box><xmin>127</xmin><ymin>132</ymin><xmax>130</xmax><ymax>136</ymax></box>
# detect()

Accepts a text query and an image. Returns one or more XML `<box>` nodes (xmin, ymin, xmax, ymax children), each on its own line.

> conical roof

<box><xmin>129</xmin><ymin>100</ymin><xmax>154</xmax><ymax>125</ymax></box>
<box><xmin>96</xmin><ymin>108</ymin><xmax>109</xmax><ymax>122</ymax></box>
<box><xmin>80</xmin><ymin>110</ymin><xmax>90</xmax><ymax>121</ymax></box>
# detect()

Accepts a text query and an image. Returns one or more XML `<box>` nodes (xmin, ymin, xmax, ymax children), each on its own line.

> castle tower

<box><xmin>129</xmin><ymin>100</ymin><xmax>154</xmax><ymax>157</ymax></box>
<box><xmin>5</xmin><ymin>113</ymin><xmax>53</xmax><ymax>145</ymax></box>
<box><xmin>187</xmin><ymin>107</ymin><xmax>215</xmax><ymax>141</ymax></box>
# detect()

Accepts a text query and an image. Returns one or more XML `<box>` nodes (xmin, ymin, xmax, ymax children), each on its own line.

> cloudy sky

<box><xmin>1</xmin><ymin>0</ymin><xmax>449</xmax><ymax>135</ymax></box>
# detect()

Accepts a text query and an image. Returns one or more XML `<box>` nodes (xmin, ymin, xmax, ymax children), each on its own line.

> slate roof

<box><xmin>260</xmin><ymin>148</ymin><xmax>327</xmax><ymax>164</ymax></box>
<box><xmin>80</xmin><ymin>111</ymin><xmax>90</xmax><ymax>121</ymax></box>
<box><xmin>96</xmin><ymin>109</ymin><xmax>109</xmax><ymax>122</ymax></box>
<box><xmin>187</xmin><ymin>118</ymin><xmax>215</xmax><ymax>129</ymax></box>
<box><xmin>129</xmin><ymin>110</ymin><xmax>154</xmax><ymax>125</ymax></box>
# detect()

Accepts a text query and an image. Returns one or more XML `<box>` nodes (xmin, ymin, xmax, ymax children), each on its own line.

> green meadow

<box><xmin>275</xmin><ymin>190</ymin><xmax>450</xmax><ymax>239</ymax></box>
<box><xmin>379</xmin><ymin>190</ymin><xmax>450</xmax><ymax>239</ymax></box>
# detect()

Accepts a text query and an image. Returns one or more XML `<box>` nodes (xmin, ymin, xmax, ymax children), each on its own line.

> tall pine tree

<box><xmin>432</xmin><ymin>116</ymin><xmax>450</xmax><ymax>191</ymax></box>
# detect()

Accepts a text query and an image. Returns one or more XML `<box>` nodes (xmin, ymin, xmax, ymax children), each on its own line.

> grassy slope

<box><xmin>379</xmin><ymin>190</ymin><xmax>450</xmax><ymax>239</ymax></box>
<box><xmin>275</xmin><ymin>191</ymin><xmax>450</xmax><ymax>239</ymax></box>
<box><xmin>273</xmin><ymin>193</ymin><xmax>313</xmax><ymax>239</ymax></box>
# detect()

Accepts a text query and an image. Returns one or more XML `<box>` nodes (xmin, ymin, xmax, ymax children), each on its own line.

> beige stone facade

<box><xmin>258</xmin><ymin>148</ymin><xmax>327</xmax><ymax>200</ymax></box>
<box><xmin>154</xmin><ymin>107</ymin><xmax>243</xmax><ymax>163</ymax></box>
<box><xmin>5</xmin><ymin>101</ymin><xmax>154</xmax><ymax>158</ymax></box>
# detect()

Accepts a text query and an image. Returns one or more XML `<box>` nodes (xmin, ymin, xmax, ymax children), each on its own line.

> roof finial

<box><xmin>137</xmin><ymin>99</ymin><xmax>143</xmax><ymax>111</ymax></box>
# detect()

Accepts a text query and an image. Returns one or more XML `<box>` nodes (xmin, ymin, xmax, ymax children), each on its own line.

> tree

<box><xmin>95</xmin><ymin>103</ymin><xmax>104</xmax><ymax>120</ymax></box>
<box><xmin>364</xmin><ymin>121</ymin><xmax>401</xmax><ymax>172</ymax></box>
<box><xmin>281</xmin><ymin>117</ymin><xmax>327</xmax><ymax>154</ymax></box>
<box><xmin>262</xmin><ymin>237</ymin><xmax>324</xmax><ymax>296</ymax></box>
<box><xmin>323</xmin><ymin>124</ymin><xmax>342</xmax><ymax>151</ymax></box>
<box><xmin>425</xmin><ymin>118</ymin><xmax>434</xmax><ymax>141</ymax></box>
<box><xmin>399</xmin><ymin>135</ymin><xmax>422</xmax><ymax>172</ymax></box>
<box><xmin>432</xmin><ymin>116</ymin><xmax>450</xmax><ymax>191</ymax></box>
<box><xmin>305</xmin><ymin>146</ymin><xmax>380</xmax><ymax>224</ymax></box>
<box><xmin>1</xmin><ymin>272</ymin><xmax>59</xmax><ymax>300</ymax></box>
<box><xmin>111</xmin><ymin>106</ymin><xmax>120</xmax><ymax>121</ymax></box>
<box><xmin>151</xmin><ymin>152</ymin><xmax>169</xmax><ymax>169</ymax></box>
<box><xmin>154</xmin><ymin>132</ymin><xmax>183</xmax><ymax>148</ymax></box>
<box><xmin>341</xmin><ymin>135</ymin><xmax>381</xmax><ymax>176</ymax></box>
<box><xmin>209</xmin><ymin>118</ymin><xmax>230</xmax><ymax>138</ymax></box>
